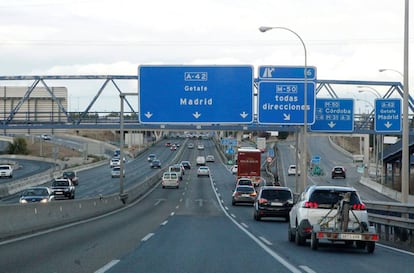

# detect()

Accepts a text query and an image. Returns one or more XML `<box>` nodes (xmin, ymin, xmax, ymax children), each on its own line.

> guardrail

<box><xmin>365</xmin><ymin>201</ymin><xmax>414</xmax><ymax>251</ymax></box>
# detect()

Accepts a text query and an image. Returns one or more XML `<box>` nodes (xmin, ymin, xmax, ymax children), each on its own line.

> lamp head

<box><xmin>259</xmin><ymin>26</ymin><xmax>272</xmax><ymax>33</ymax></box>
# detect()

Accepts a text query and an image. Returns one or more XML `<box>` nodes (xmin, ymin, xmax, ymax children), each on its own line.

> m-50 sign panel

<box><xmin>138</xmin><ymin>65</ymin><xmax>253</xmax><ymax>124</ymax></box>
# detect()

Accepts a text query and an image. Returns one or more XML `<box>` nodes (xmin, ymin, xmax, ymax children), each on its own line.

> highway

<box><xmin>0</xmin><ymin>137</ymin><xmax>413</xmax><ymax>273</ymax></box>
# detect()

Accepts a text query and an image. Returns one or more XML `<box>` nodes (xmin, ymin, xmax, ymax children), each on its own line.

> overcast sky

<box><xmin>0</xmin><ymin>0</ymin><xmax>411</xmax><ymax>112</ymax></box>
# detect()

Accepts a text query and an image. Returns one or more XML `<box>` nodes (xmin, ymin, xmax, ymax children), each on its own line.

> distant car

<box><xmin>197</xmin><ymin>144</ymin><xmax>205</xmax><ymax>150</ymax></box>
<box><xmin>331</xmin><ymin>166</ymin><xmax>346</xmax><ymax>179</ymax></box>
<box><xmin>232</xmin><ymin>185</ymin><xmax>257</xmax><ymax>206</ymax></box>
<box><xmin>196</xmin><ymin>156</ymin><xmax>206</xmax><ymax>166</ymax></box>
<box><xmin>206</xmin><ymin>155</ymin><xmax>215</xmax><ymax>162</ymax></box>
<box><xmin>165</xmin><ymin>142</ymin><xmax>171</xmax><ymax>147</ymax></box>
<box><xmin>19</xmin><ymin>187</ymin><xmax>54</xmax><ymax>204</ymax></box>
<box><xmin>197</xmin><ymin>166</ymin><xmax>210</xmax><ymax>177</ymax></box>
<box><xmin>150</xmin><ymin>159</ymin><xmax>162</xmax><ymax>168</ymax></box>
<box><xmin>0</xmin><ymin>165</ymin><xmax>13</xmax><ymax>178</ymax></box>
<box><xmin>187</xmin><ymin>143</ymin><xmax>194</xmax><ymax>149</ymax></box>
<box><xmin>181</xmin><ymin>160</ymin><xmax>192</xmax><ymax>169</ymax></box>
<box><xmin>111</xmin><ymin>166</ymin><xmax>125</xmax><ymax>178</ymax></box>
<box><xmin>41</xmin><ymin>134</ymin><xmax>51</xmax><ymax>140</ymax></box>
<box><xmin>253</xmin><ymin>186</ymin><xmax>294</xmax><ymax>221</ymax></box>
<box><xmin>170</xmin><ymin>145</ymin><xmax>177</xmax><ymax>151</ymax></box>
<box><xmin>231</xmin><ymin>165</ymin><xmax>238</xmax><ymax>174</ymax></box>
<box><xmin>236</xmin><ymin>177</ymin><xmax>253</xmax><ymax>187</ymax></box>
<box><xmin>51</xmin><ymin>178</ymin><xmax>75</xmax><ymax>200</ymax></box>
<box><xmin>147</xmin><ymin>154</ymin><xmax>156</xmax><ymax>162</ymax></box>
<box><xmin>287</xmin><ymin>165</ymin><xmax>300</xmax><ymax>176</ymax></box>
<box><xmin>110</xmin><ymin>158</ymin><xmax>120</xmax><ymax>168</ymax></box>
<box><xmin>62</xmin><ymin>170</ymin><xmax>78</xmax><ymax>186</ymax></box>
<box><xmin>169</xmin><ymin>164</ymin><xmax>184</xmax><ymax>180</ymax></box>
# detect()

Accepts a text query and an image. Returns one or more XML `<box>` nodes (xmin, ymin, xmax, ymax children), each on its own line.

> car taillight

<box><xmin>258</xmin><ymin>198</ymin><xmax>268</xmax><ymax>204</ymax></box>
<box><xmin>352</xmin><ymin>203</ymin><xmax>366</xmax><ymax>210</ymax></box>
<box><xmin>250</xmin><ymin>192</ymin><xmax>257</xmax><ymax>197</ymax></box>
<box><xmin>304</xmin><ymin>201</ymin><xmax>318</xmax><ymax>208</ymax></box>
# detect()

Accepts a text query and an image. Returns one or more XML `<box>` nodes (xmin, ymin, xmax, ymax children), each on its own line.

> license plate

<box><xmin>340</xmin><ymin>234</ymin><xmax>362</xmax><ymax>240</ymax></box>
<box><xmin>242</xmin><ymin>194</ymin><xmax>250</xmax><ymax>197</ymax></box>
<box><xmin>271</xmin><ymin>202</ymin><xmax>283</xmax><ymax>206</ymax></box>
<box><xmin>55</xmin><ymin>192</ymin><xmax>63</xmax><ymax>195</ymax></box>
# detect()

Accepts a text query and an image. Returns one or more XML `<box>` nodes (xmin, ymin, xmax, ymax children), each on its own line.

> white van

<box><xmin>162</xmin><ymin>172</ymin><xmax>179</xmax><ymax>189</ymax></box>
<box><xmin>196</xmin><ymin>156</ymin><xmax>206</xmax><ymax>166</ymax></box>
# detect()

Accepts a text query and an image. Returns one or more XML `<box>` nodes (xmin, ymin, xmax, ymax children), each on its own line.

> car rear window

<box><xmin>236</xmin><ymin>186</ymin><xmax>255</xmax><ymax>193</ymax></box>
<box><xmin>309</xmin><ymin>190</ymin><xmax>361</xmax><ymax>206</ymax></box>
<box><xmin>53</xmin><ymin>180</ymin><xmax>69</xmax><ymax>186</ymax></box>
<box><xmin>262</xmin><ymin>189</ymin><xmax>292</xmax><ymax>200</ymax></box>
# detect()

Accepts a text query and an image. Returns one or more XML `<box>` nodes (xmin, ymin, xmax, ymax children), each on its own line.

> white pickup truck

<box><xmin>0</xmin><ymin>165</ymin><xmax>13</xmax><ymax>178</ymax></box>
<box><xmin>162</xmin><ymin>172</ymin><xmax>179</xmax><ymax>189</ymax></box>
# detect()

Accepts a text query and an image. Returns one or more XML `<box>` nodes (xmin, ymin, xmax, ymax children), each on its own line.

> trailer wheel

<box><xmin>310</xmin><ymin>233</ymin><xmax>318</xmax><ymax>250</ymax></box>
<box><xmin>295</xmin><ymin>229</ymin><xmax>305</xmax><ymax>246</ymax></box>
<box><xmin>366</xmin><ymin>242</ymin><xmax>375</xmax><ymax>253</ymax></box>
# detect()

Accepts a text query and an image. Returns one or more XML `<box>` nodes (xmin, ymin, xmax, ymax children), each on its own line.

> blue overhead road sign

<box><xmin>375</xmin><ymin>98</ymin><xmax>401</xmax><ymax>132</ymax></box>
<box><xmin>310</xmin><ymin>98</ymin><xmax>354</xmax><ymax>132</ymax></box>
<box><xmin>257</xmin><ymin>66</ymin><xmax>316</xmax><ymax>125</ymax></box>
<box><xmin>259</xmin><ymin>66</ymin><xmax>316</xmax><ymax>81</ymax></box>
<box><xmin>258</xmin><ymin>81</ymin><xmax>316</xmax><ymax>125</ymax></box>
<box><xmin>138</xmin><ymin>65</ymin><xmax>253</xmax><ymax>124</ymax></box>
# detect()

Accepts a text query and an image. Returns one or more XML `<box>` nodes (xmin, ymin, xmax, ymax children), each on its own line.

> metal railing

<box><xmin>365</xmin><ymin>201</ymin><xmax>414</xmax><ymax>251</ymax></box>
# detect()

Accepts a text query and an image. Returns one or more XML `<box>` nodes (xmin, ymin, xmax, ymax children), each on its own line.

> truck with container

<box><xmin>237</xmin><ymin>147</ymin><xmax>263</xmax><ymax>187</ymax></box>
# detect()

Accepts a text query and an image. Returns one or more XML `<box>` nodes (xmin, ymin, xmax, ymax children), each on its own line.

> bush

<box><xmin>7</xmin><ymin>137</ymin><xmax>29</xmax><ymax>155</ymax></box>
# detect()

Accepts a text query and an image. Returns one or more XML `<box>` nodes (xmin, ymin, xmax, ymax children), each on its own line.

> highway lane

<box><xmin>0</xmin><ymin>138</ymin><xmax>413</xmax><ymax>273</ymax></box>
<box><xmin>277</xmin><ymin>136</ymin><xmax>394</xmax><ymax>202</ymax></box>
<box><xmin>1</xmin><ymin>139</ymin><xmax>185</xmax><ymax>203</ymax></box>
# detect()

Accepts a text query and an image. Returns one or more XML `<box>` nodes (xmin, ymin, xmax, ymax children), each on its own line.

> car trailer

<box><xmin>310</xmin><ymin>192</ymin><xmax>378</xmax><ymax>253</ymax></box>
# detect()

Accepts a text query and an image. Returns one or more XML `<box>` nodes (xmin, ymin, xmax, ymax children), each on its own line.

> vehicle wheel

<box><xmin>162</xmin><ymin>186</ymin><xmax>165</xmax><ymax>189</ymax></box>
<box><xmin>356</xmin><ymin>241</ymin><xmax>366</xmax><ymax>249</ymax></box>
<box><xmin>310</xmin><ymin>232</ymin><xmax>318</xmax><ymax>250</ymax></box>
<box><xmin>288</xmin><ymin>222</ymin><xmax>295</xmax><ymax>242</ymax></box>
<box><xmin>284</xmin><ymin>216</ymin><xmax>290</xmax><ymax>222</ymax></box>
<box><xmin>232</xmin><ymin>201</ymin><xmax>236</xmax><ymax>206</ymax></box>
<box><xmin>366</xmin><ymin>242</ymin><xmax>375</xmax><ymax>253</ymax></box>
<box><xmin>295</xmin><ymin>229</ymin><xmax>305</xmax><ymax>246</ymax></box>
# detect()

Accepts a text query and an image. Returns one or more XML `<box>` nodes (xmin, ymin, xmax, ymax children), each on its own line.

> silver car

<box><xmin>232</xmin><ymin>185</ymin><xmax>257</xmax><ymax>206</ymax></box>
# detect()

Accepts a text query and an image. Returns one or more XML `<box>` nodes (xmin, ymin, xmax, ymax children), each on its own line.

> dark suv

<box><xmin>331</xmin><ymin>166</ymin><xmax>346</xmax><ymax>179</ymax></box>
<box><xmin>253</xmin><ymin>186</ymin><xmax>294</xmax><ymax>221</ymax></box>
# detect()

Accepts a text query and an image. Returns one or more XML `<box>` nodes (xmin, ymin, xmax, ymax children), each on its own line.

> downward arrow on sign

<box><xmin>328</xmin><ymin>121</ymin><xmax>336</xmax><ymax>128</ymax></box>
<box><xmin>384</xmin><ymin>121</ymin><xmax>392</xmax><ymax>128</ymax></box>
<box><xmin>193</xmin><ymin>112</ymin><xmax>201</xmax><ymax>119</ymax></box>
<box><xmin>283</xmin><ymin>113</ymin><xmax>291</xmax><ymax>121</ymax></box>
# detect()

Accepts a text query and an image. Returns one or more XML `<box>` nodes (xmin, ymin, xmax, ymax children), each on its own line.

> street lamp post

<box><xmin>259</xmin><ymin>26</ymin><xmax>308</xmax><ymax>193</ymax></box>
<box><xmin>357</xmin><ymin>87</ymin><xmax>383</xmax><ymax>183</ymax></box>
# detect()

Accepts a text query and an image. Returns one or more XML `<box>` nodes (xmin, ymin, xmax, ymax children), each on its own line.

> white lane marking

<box><xmin>378</xmin><ymin>243</ymin><xmax>414</xmax><ymax>256</ymax></box>
<box><xmin>241</xmin><ymin>222</ymin><xmax>249</xmax><ymax>229</ymax></box>
<box><xmin>141</xmin><ymin>233</ymin><xmax>154</xmax><ymax>242</ymax></box>
<box><xmin>209</xmin><ymin>173</ymin><xmax>301</xmax><ymax>273</ymax></box>
<box><xmin>154</xmin><ymin>199</ymin><xmax>165</xmax><ymax>206</ymax></box>
<box><xmin>176</xmin><ymin>205</ymin><xmax>180</xmax><ymax>209</ymax></box>
<box><xmin>299</xmin><ymin>265</ymin><xmax>317</xmax><ymax>273</ymax></box>
<box><xmin>259</xmin><ymin>236</ymin><xmax>273</xmax><ymax>246</ymax></box>
<box><xmin>170</xmin><ymin>212</ymin><xmax>175</xmax><ymax>216</ymax></box>
<box><xmin>224</xmin><ymin>206</ymin><xmax>229</xmax><ymax>210</ymax></box>
<box><xmin>179</xmin><ymin>198</ymin><xmax>183</xmax><ymax>202</ymax></box>
<box><xmin>94</xmin><ymin>260</ymin><xmax>120</xmax><ymax>273</ymax></box>
<box><xmin>160</xmin><ymin>220</ymin><xmax>168</xmax><ymax>226</ymax></box>
<box><xmin>230</xmin><ymin>213</ymin><xmax>236</xmax><ymax>218</ymax></box>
